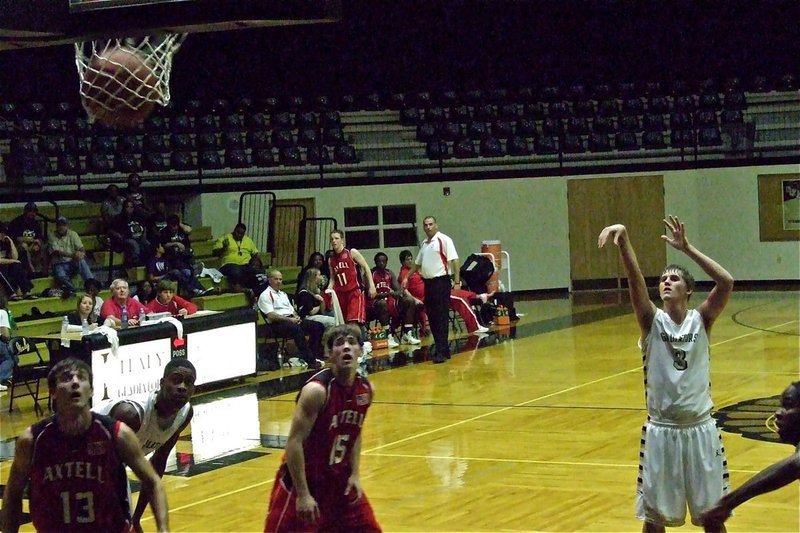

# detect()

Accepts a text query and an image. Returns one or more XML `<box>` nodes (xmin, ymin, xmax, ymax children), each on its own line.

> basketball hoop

<box><xmin>75</xmin><ymin>33</ymin><xmax>186</xmax><ymax>128</ymax></box>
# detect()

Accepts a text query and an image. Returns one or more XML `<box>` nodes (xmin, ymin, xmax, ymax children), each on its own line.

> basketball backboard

<box><xmin>0</xmin><ymin>0</ymin><xmax>341</xmax><ymax>51</ymax></box>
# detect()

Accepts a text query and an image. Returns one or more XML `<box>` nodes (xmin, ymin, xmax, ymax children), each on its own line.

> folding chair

<box><xmin>8</xmin><ymin>337</ymin><xmax>51</xmax><ymax>415</ymax></box>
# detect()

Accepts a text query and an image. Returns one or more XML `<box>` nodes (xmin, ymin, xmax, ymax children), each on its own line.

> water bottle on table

<box><xmin>121</xmin><ymin>305</ymin><xmax>129</xmax><ymax>329</ymax></box>
<box><xmin>60</xmin><ymin>315</ymin><xmax>70</xmax><ymax>347</ymax></box>
<box><xmin>81</xmin><ymin>318</ymin><xmax>89</xmax><ymax>336</ymax></box>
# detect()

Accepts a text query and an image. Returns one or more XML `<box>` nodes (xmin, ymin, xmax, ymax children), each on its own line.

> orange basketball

<box><xmin>81</xmin><ymin>46</ymin><xmax>158</xmax><ymax>129</ymax></box>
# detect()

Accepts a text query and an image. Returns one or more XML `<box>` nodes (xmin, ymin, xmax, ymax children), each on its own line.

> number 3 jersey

<box><xmin>640</xmin><ymin>308</ymin><xmax>713</xmax><ymax>424</ymax></box>
<box><xmin>298</xmin><ymin>368</ymin><xmax>372</xmax><ymax>491</ymax></box>
<box><xmin>28</xmin><ymin>413</ymin><xmax>131</xmax><ymax>532</ymax></box>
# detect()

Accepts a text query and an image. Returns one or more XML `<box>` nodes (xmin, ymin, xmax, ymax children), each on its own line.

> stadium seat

<box><xmin>279</xmin><ymin>146</ymin><xmax>303</xmax><ymax>166</ymax></box>
<box><xmin>143</xmin><ymin>152</ymin><xmax>169</xmax><ymax>172</ymax></box>
<box><xmin>425</xmin><ymin>106</ymin><xmax>445</xmax><ymax>123</ymax></box>
<box><xmin>271</xmin><ymin>129</ymin><xmax>294</xmax><ymax>149</ymax></box>
<box><xmin>562</xmin><ymin>133</ymin><xmax>585</xmax><ymax>153</ymax></box>
<box><xmin>171</xmin><ymin>151</ymin><xmax>196</xmax><ymax>170</ymax></box>
<box><xmin>39</xmin><ymin>136</ymin><xmax>61</xmax><ymax>156</ymax></box>
<box><xmin>416</xmin><ymin>122</ymin><xmax>438</xmax><ymax>143</ymax></box>
<box><xmin>306</xmin><ymin>145</ymin><xmax>332</xmax><ymax>165</ymax></box>
<box><xmin>473</xmin><ymin>104</ymin><xmax>496</xmax><ymax>121</ymax></box>
<box><xmin>698</xmin><ymin>127</ymin><xmax>722</xmax><ymax>146</ymax></box>
<box><xmin>516</xmin><ymin>118</ymin><xmax>537</xmax><ymax>137</ymax></box>
<box><xmin>567</xmin><ymin>117</ymin><xmax>589</xmax><ymax>135</ymax></box>
<box><xmin>506</xmin><ymin>136</ymin><xmax>530</xmax><ymax>156</ymax></box>
<box><xmin>144</xmin><ymin>134</ymin><xmax>167</xmax><ymax>153</ymax></box>
<box><xmin>670</xmin><ymin>129</ymin><xmax>694</xmax><ymax>148</ymax></box>
<box><xmin>573</xmin><ymin>100</ymin><xmax>595</xmax><ymax>118</ymax></box>
<box><xmin>619</xmin><ymin>115</ymin><xmax>641</xmax><ymax>133</ymax></box>
<box><xmin>588</xmin><ymin>133</ymin><xmax>611</xmax><ymax>152</ymax></box>
<box><xmin>272</xmin><ymin>111</ymin><xmax>293</xmax><ymax>129</ymax></box>
<box><xmin>223</xmin><ymin>113</ymin><xmax>245</xmax><ymax>130</ymax></box>
<box><xmin>89</xmin><ymin>153</ymin><xmax>113</xmax><ymax>173</ymax></box>
<box><xmin>597</xmin><ymin>99</ymin><xmax>620</xmax><ymax>117</ymax></box>
<box><xmin>466</xmin><ymin>121</ymin><xmax>489</xmax><ymax>140</ymax></box>
<box><xmin>548</xmin><ymin>101</ymin><xmax>570</xmax><ymax>119</ymax></box>
<box><xmin>145</xmin><ymin>115</ymin><xmax>167</xmax><ymax>133</ymax></box>
<box><xmin>492</xmin><ymin>119</ymin><xmax>514</xmax><ymax>139</ymax></box>
<box><xmin>195</xmin><ymin>114</ymin><xmax>219</xmax><ymax>133</ymax></box>
<box><xmin>118</xmin><ymin>134</ymin><xmax>142</xmax><ymax>154</ymax></box>
<box><xmin>198</xmin><ymin>149</ymin><xmax>223</xmax><ymax>169</ymax></box>
<box><xmin>592</xmin><ymin>116</ymin><xmax>617</xmax><ymax>134</ymax></box>
<box><xmin>246</xmin><ymin>112</ymin><xmax>268</xmax><ymax>129</ymax></box>
<box><xmin>647</xmin><ymin>95</ymin><xmax>670</xmax><ymax>114</ymax></box>
<box><xmin>333</xmin><ymin>143</ymin><xmax>358</xmax><ymax>164</ymax></box>
<box><xmin>724</xmin><ymin>91</ymin><xmax>747</xmax><ymax>110</ymax></box>
<box><xmin>426</xmin><ymin>140</ymin><xmax>450</xmax><ymax>160</ymax></box>
<box><xmin>400</xmin><ymin>107</ymin><xmax>420</xmax><ymax>125</ymax></box>
<box><xmin>247</xmin><ymin>130</ymin><xmax>271</xmax><ymax>149</ymax></box>
<box><xmin>171</xmin><ymin>114</ymin><xmax>193</xmax><ymax>133</ymax></box>
<box><xmin>697</xmin><ymin>110</ymin><xmax>718</xmax><ymax>127</ymax></box>
<box><xmin>323</xmin><ymin>127</ymin><xmax>344</xmax><ymax>145</ymax></box>
<box><xmin>94</xmin><ymin>136</ymin><xmax>116</xmax><ymax>154</ymax></box>
<box><xmin>296</xmin><ymin>111</ymin><xmax>318</xmax><ymax>129</ymax></box>
<box><xmin>523</xmin><ymin>102</ymin><xmax>545</xmax><ymax>120</ymax></box>
<box><xmin>321</xmin><ymin>110</ymin><xmax>342</xmax><ymax>127</ymax></box>
<box><xmin>699</xmin><ymin>93</ymin><xmax>721</xmax><ymax>110</ymax></box>
<box><xmin>57</xmin><ymin>153</ymin><xmax>80</xmax><ymax>174</ymax></box>
<box><xmin>252</xmin><ymin>148</ymin><xmax>276</xmax><ymax>167</ymax></box>
<box><xmin>614</xmin><ymin>132</ymin><xmax>639</xmax><ymax>151</ymax></box>
<box><xmin>225</xmin><ymin>149</ymin><xmax>250</xmax><ymax>168</ymax></box>
<box><xmin>720</xmin><ymin>110</ymin><xmax>744</xmax><ymax>125</ymax></box>
<box><xmin>453</xmin><ymin>139</ymin><xmax>477</xmax><ymax>158</ymax></box>
<box><xmin>541</xmin><ymin>117</ymin><xmax>563</xmax><ymax>135</ymax></box>
<box><xmin>622</xmin><ymin>98</ymin><xmax>644</xmax><ymax>116</ymax></box>
<box><xmin>642</xmin><ymin>131</ymin><xmax>667</xmax><ymax>149</ymax></box>
<box><xmin>440</xmin><ymin>122</ymin><xmax>463</xmax><ymax>142</ymax></box>
<box><xmin>479</xmin><ymin>137</ymin><xmax>503</xmax><ymax>157</ymax></box>
<box><xmin>534</xmin><ymin>135</ymin><xmax>559</xmax><ymax>155</ymax></box>
<box><xmin>115</xmin><ymin>153</ymin><xmax>140</xmax><ymax>173</ymax></box>
<box><xmin>673</xmin><ymin>95</ymin><xmax>696</xmax><ymax>111</ymax></box>
<box><xmin>642</xmin><ymin>113</ymin><xmax>666</xmax><ymax>132</ymax></box>
<box><xmin>196</xmin><ymin>132</ymin><xmax>220</xmax><ymax>150</ymax></box>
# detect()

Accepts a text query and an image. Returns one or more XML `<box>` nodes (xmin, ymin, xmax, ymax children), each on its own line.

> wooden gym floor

<box><xmin>1</xmin><ymin>289</ymin><xmax>798</xmax><ymax>532</ymax></box>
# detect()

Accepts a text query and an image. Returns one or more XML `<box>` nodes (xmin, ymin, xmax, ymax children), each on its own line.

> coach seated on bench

<box><xmin>257</xmin><ymin>269</ymin><xmax>324</xmax><ymax>370</ymax></box>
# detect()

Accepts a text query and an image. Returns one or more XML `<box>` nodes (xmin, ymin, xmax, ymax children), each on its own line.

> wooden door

<box><xmin>568</xmin><ymin>175</ymin><xmax>665</xmax><ymax>288</ymax></box>
<box><xmin>273</xmin><ymin>198</ymin><xmax>315</xmax><ymax>267</ymax></box>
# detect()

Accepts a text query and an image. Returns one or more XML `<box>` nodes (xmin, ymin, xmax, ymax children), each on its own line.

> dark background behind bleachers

<box><xmin>0</xmin><ymin>0</ymin><xmax>798</xmax><ymax>104</ymax></box>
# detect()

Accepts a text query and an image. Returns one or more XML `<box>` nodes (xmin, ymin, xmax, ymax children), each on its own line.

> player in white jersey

<box><xmin>700</xmin><ymin>381</ymin><xmax>800</xmax><ymax>529</ymax></box>
<box><xmin>94</xmin><ymin>358</ymin><xmax>195</xmax><ymax>532</ymax></box>
<box><xmin>598</xmin><ymin>215</ymin><xmax>734</xmax><ymax>533</ymax></box>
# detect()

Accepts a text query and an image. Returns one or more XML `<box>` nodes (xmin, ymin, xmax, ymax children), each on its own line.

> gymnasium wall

<box><xmin>198</xmin><ymin>163</ymin><xmax>800</xmax><ymax>291</ymax></box>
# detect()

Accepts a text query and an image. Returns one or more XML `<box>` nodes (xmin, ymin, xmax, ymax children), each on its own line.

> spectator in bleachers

<box><xmin>0</xmin><ymin>221</ymin><xmax>37</xmax><ymax>301</ymax></box>
<box><xmin>125</xmin><ymin>173</ymin><xmax>153</xmax><ymax>219</ymax></box>
<box><xmin>160</xmin><ymin>214</ymin><xmax>193</xmax><ymax>273</ymax></box>
<box><xmin>147</xmin><ymin>244</ymin><xmax>207</xmax><ymax>298</ymax></box>
<box><xmin>108</xmin><ymin>199</ymin><xmax>151</xmax><ymax>267</ymax></box>
<box><xmin>0</xmin><ymin>290</ymin><xmax>16</xmax><ymax>391</ymax></box>
<box><xmin>8</xmin><ymin>202</ymin><xmax>46</xmax><ymax>278</ymax></box>
<box><xmin>295</xmin><ymin>251</ymin><xmax>328</xmax><ymax>296</ymax></box>
<box><xmin>296</xmin><ymin>267</ymin><xmax>336</xmax><ymax>330</ymax></box>
<box><xmin>146</xmin><ymin>279</ymin><xmax>198</xmax><ymax>317</ymax></box>
<box><xmin>100</xmin><ymin>278</ymin><xmax>147</xmax><ymax>327</ymax></box>
<box><xmin>148</xmin><ymin>200</ymin><xmax>169</xmax><ymax>243</ymax></box>
<box><xmin>67</xmin><ymin>293</ymin><xmax>100</xmax><ymax>327</ymax></box>
<box><xmin>243</xmin><ymin>255</ymin><xmax>269</xmax><ymax>306</ymax></box>
<box><xmin>84</xmin><ymin>278</ymin><xmax>103</xmax><ymax>317</ymax></box>
<box><xmin>257</xmin><ymin>268</ymin><xmax>324</xmax><ymax>370</ymax></box>
<box><xmin>133</xmin><ymin>279</ymin><xmax>156</xmax><ymax>306</ymax></box>
<box><xmin>48</xmin><ymin>216</ymin><xmax>96</xmax><ymax>298</ymax></box>
<box><xmin>100</xmin><ymin>184</ymin><xmax>124</xmax><ymax>229</ymax></box>
<box><xmin>212</xmin><ymin>223</ymin><xmax>258</xmax><ymax>293</ymax></box>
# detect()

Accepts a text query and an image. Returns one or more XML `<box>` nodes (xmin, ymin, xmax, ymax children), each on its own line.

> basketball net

<box><xmin>75</xmin><ymin>33</ymin><xmax>186</xmax><ymax>121</ymax></box>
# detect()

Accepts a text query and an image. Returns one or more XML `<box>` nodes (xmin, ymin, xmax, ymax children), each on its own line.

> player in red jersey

<box><xmin>264</xmin><ymin>324</ymin><xmax>381</xmax><ymax>533</ymax></box>
<box><xmin>369</xmin><ymin>252</ymin><xmax>420</xmax><ymax>346</ymax></box>
<box><xmin>327</xmin><ymin>229</ymin><xmax>376</xmax><ymax>326</ymax></box>
<box><xmin>398</xmin><ymin>249</ymin><xmax>429</xmax><ymax>337</ymax></box>
<box><xmin>0</xmin><ymin>358</ymin><xmax>169</xmax><ymax>533</ymax></box>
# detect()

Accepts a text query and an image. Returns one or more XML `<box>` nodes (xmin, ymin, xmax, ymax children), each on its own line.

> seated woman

<box><xmin>146</xmin><ymin>279</ymin><xmax>198</xmax><ymax>317</ymax></box>
<box><xmin>67</xmin><ymin>293</ymin><xmax>101</xmax><ymax>328</ymax></box>
<box><xmin>133</xmin><ymin>279</ymin><xmax>156</xmax><ymax>306</ymax></box>
<box><xmin>0</xmin><ymin>291</ymin><xmax>17</xmax><ymax>390</ymax></box>
<box><xmin>295</xmin><ymin>267</ymin><xmax>336</xmax><ymax>330</ymax></box>
<box><xmin>295</xmin><ymin>252</ymin><xmax>328</xmax><ymax>296</ymax></box>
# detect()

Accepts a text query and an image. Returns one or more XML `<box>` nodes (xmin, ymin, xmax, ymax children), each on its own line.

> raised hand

<box><xmin>597</xmin><ymin>224</ymin><xmax>627</xmax><ymax>248</ymax></box>
<box><xmin>661</xmin><ymin>215</ymin><xmax>689</xmax><ymax>251</ymax></box>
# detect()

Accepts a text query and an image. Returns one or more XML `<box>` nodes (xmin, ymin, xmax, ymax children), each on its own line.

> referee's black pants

<box><xmin>423</xmin><ymin>275</ymin><xmax>451</xmax><ymax>360</ymax></box>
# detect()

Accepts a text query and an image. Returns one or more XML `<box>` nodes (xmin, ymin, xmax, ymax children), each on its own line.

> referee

<box><xmin>402</xmin><ymin>216</ymin><xmax>460</xmax><ymax>364</ymax></box>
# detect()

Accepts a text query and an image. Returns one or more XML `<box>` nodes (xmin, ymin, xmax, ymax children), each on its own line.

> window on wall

<box><xmin>343</xmin><ymin>204</ymin><xmax>418</xmax><ymax>250</ymax></box>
